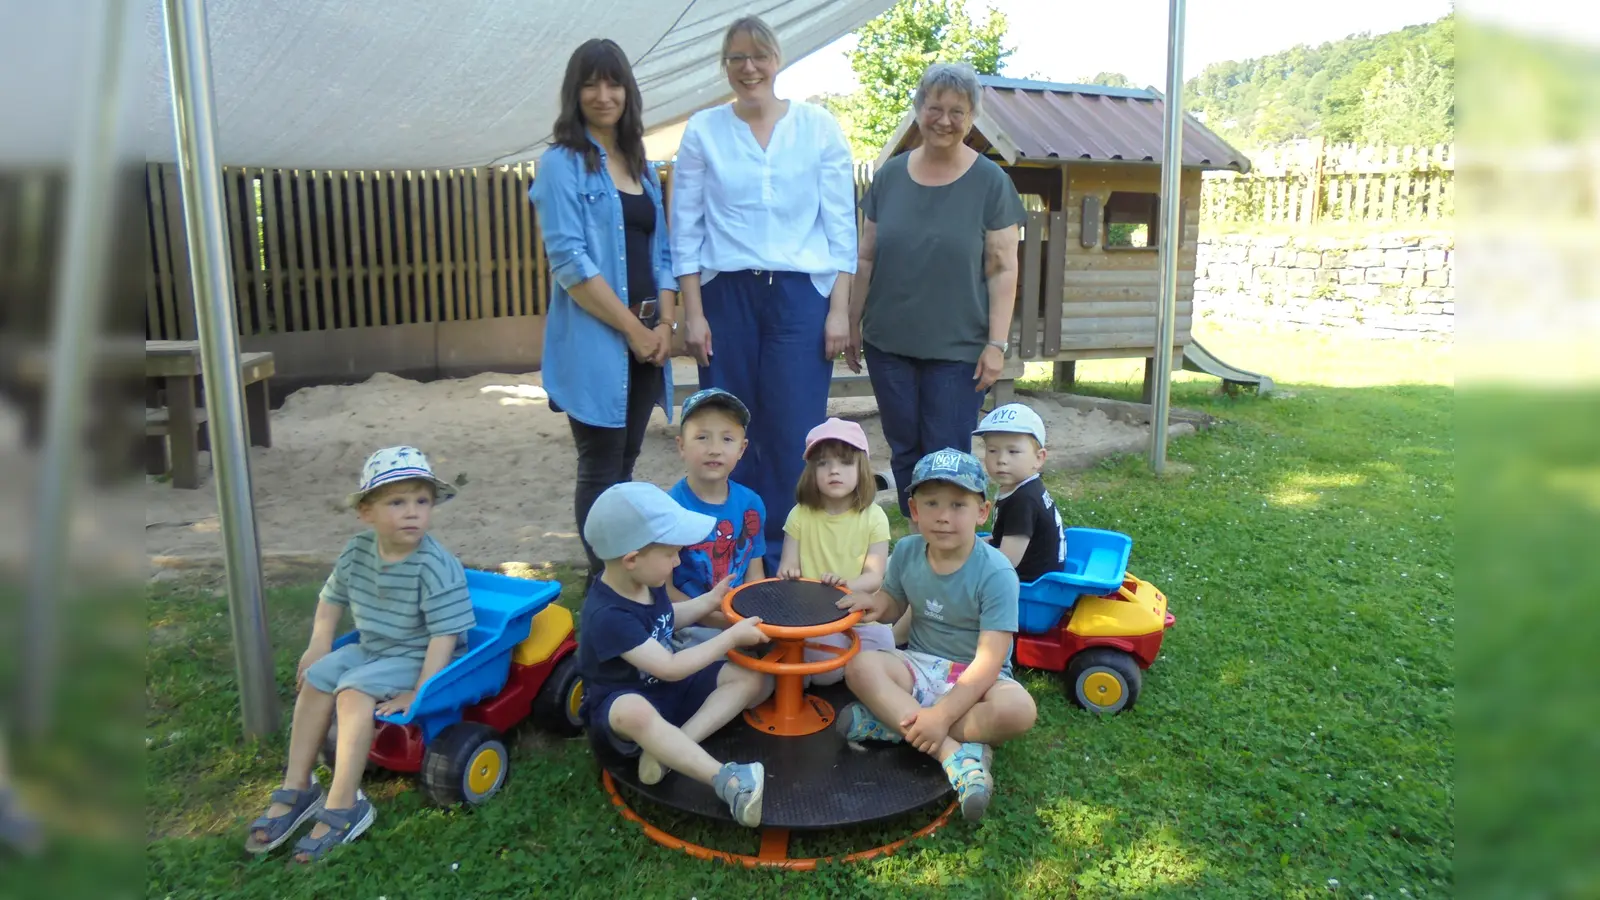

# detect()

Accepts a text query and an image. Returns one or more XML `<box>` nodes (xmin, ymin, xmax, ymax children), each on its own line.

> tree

<box><xmin>1076</xmin><ymin>71</ymin><xmax>1133</xmax><ymax>88</ymax></box>
<box><xmin>833</xmin><ymin>0</ymin><xmax>1013</xmax><ymax>157</ymax></box>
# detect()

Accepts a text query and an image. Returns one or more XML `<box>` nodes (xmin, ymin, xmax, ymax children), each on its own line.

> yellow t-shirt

<box><xmin>783</xmin><ymin>503</ymin><xmax>892</xmax><ymax>580</ymax></box>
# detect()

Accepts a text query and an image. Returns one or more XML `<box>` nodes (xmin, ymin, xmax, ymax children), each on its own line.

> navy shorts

<box><xmin>590</xmin><ymin>661</ymin><xmax>725</xmax><ymax>757</ymax></box>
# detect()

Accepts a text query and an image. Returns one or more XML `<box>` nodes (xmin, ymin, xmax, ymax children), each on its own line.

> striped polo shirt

<box><xmin>319</xmin><ymin>531</ymin><xmax>475</xmax><ymax>660</ymax></box>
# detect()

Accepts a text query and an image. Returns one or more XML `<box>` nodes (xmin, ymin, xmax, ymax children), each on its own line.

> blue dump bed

<box><xmin>1016</xmin><ymin>528</ymin><xmax>1132</xmax><ymax>633</ymax></box>
<box><xmin>331</xmin><ymin>570</ymin><xmax>562</xmax><ymax>741</ymax></box>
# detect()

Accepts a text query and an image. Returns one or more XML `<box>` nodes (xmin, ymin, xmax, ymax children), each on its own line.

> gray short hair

<box><xmin>913</xmin><ymin>62</ymin><xmax>981</xmax><ymax>119</ymax></box>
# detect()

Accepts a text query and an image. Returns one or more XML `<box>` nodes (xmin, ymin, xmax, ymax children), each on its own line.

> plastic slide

<box><xmin>1181</xmin><ymin>339</ymin><xmax>1274</xmax><ymax>394</ymax></box>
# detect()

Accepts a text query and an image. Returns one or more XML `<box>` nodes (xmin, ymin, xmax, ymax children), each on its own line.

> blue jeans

<box><xmin>700</xmin><ymin>270</ymin><xmax>834</xmax><ymax>573</ymax></box>
<box><xmin>864</xmin><ymin>343</ymin><xmax>989</xmax><ymax>518</ymax></box>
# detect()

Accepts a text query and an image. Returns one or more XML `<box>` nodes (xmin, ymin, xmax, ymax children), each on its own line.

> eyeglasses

<box><xmin>723</xmin><ymin>52</ymin><xmax>772</xmax><ymax>67</ymax></box>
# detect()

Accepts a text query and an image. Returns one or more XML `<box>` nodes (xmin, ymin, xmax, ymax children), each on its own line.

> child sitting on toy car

<box><xmin>576</xmin><ymin>482</ymin><xmax>775</xmax><ymax>827</ymax></box>
<box><xmin>245</xmin><ymin>447</ymin><xmax>475</xmax><ymax>863</ymax></box>
<box><xmin>973</xmin><ymin>403</ymin><xmax>1068</xmax><ymax>583</ymax></box>
<box><xmin>834</xmin><ymin>449</ymin><xmax>1039</xmax><ymax>822</ymax></box>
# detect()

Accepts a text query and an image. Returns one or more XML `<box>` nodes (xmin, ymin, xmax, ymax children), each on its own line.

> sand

<box><xmin>144</xmin><ymin>366</ymin><xmax>1192</xmax><ymax>569</ymax></box>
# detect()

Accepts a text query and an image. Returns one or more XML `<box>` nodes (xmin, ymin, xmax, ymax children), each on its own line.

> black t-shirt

<box><xmin>619</xmin><ymin>188</ymin><xmax>657</xmax><ymax>306</ymax></box>
<box><xmin>575</xmin><ymin>577</ymin><xmax>675</xmax><ymax>718</ymax></box>
<box><xmin>988</xmin><ymin>476</ymin><xmax>1067</xmax><ymax>583</ymax></box>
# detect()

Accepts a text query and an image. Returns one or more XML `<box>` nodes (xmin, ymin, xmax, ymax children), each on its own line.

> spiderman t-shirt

<box><xmin>668</xmin><ymin>478</ymin><xmax>766</xmax><ymax>598</ymax></box>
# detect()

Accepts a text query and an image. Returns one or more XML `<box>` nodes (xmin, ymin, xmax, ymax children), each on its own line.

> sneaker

<box><xmin>712</xmin><ymin>761</ymin><xmax>764</xmax><ymax>827</ymax></box>
<box><xmin>637</xmin><ymin>752</ymin><xmax>668</xmax><ymax>785</ymax></box>
<box><xmin>941</xmin><ymin>742</ymin><xmax>993</xmax><ymax>821</ymax></box>
<box><xmin>834</xmin><ymin>702</ymin><xmax>902</xmax><ymax>744</ymax></box>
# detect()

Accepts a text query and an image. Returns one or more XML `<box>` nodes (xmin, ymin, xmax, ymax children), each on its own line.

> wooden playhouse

<box><xmin>877</xmin><ymin>76</ymin><xmax>1272</xmax><ymax>397</ymax></box>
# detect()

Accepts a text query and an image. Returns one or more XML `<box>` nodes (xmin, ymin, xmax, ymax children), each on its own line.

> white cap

<box><xmin>973</xmin><ymin>403</ymin><xmax>1047</xmax><ymax>446</ymax></box>
<box><xmin>583</xmin><ymin>482</ymin><xmax>716</xmax><ymax>560</ymax></box>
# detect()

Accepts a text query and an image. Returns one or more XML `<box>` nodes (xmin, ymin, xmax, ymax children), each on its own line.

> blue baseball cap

<box><xmin>679</xmin><ymin>387</ymin><xmax>750</xmax><ymax>427</ymax></box>
<box><xmin>905</xmin><ymin>448</ymin><xmax>989</xmax><ymax>497</ymax></box>
<box><xmin>583</xmin><ymin>482</ymin><xmax>716</xmax><ymax>560</ymax></box>
<box><xmin>974</xmin><ymin>402</ymin><xmax>1047</xmax><ymax>446</ymax></box>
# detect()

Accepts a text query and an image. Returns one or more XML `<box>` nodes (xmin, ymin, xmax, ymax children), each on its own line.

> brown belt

<box><xmin>631</xmin><ymin>297</ymin><xmax>659</xmax><ymax>326</ymax></box>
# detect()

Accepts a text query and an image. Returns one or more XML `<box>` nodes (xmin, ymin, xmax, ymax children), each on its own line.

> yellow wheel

<box><xmin>421</xmin><ymin>722</ymin><xmax>509</xmax><ymax>806</ymax></box>
<box><xmin>532</xmin><ymin>654</ymin><xmax>585</xmax><ymax>736</ymax></box>
<box><xmin>1065</xmin><ymin>648</ymin><xmax>1142</xmax><ymax>714</ymax></box>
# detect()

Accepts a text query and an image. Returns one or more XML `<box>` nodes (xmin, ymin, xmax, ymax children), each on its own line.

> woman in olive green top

<box><xmin>845</xmin><ymin>61</ymin><xmax>1025</xmax><ymax>517</ymax></box>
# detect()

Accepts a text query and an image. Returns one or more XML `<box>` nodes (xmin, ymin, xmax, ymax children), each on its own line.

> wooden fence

<box><xmin>1200</xmin><ymin>141</ymin><xmax>1454</xmax><ymax>228</ymax></box>
<box><xmin>145</xmin><ymin>162</ymin><xmax>547</xmax><ymax>342</ymax></box>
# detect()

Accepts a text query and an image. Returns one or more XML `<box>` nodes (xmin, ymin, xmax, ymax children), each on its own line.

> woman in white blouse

<box><xmin>671</xmin><ymin>15</ymin><xmax>857</xmax><ymax>574</ymax></box>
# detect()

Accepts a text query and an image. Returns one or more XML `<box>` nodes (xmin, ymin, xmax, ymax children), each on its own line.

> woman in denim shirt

<box><xmin>531</xmin><ymin>39</ymin><xmax>677</xmax><ymax>583</ymax></box>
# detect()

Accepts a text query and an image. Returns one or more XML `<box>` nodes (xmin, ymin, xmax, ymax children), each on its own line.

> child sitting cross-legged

<box><xmin>834</xmin><ymin>449</ymin><xmax>1039</xmax><ymax>822</ymax></box>
<box><xmin>777</xmin><ymin>417</ymin><xmax>896</xmax><ymax>684</ymax></box>
<box><xmin>973</xmin><ymin>403</ymin><xmax>1068</xmax><ymax>583</ymax></box>
<box><xmin>667</xmin><ymin>389</ymin><xmax>766</xmax><ymax>649</ymax></box>
<box><xmin>245</xmin><ymin>446</ymin><xmax>475</xmax><ymax>863</ymax></box>
<box><xmin>576</xmin><ymin>482</ymin><xmax>775</xmax><ymax>826</ymax></box>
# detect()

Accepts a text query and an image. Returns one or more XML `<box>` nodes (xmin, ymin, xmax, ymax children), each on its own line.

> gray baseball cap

<box><xmin>905</xmin><ymin>448</ymin><xmax>989</xmax><ymax>497</ymax></box>
<box><xmin>582</xmin><ymin>482</ymin><xmax>716</xmax><ymax>560</ymax></box>
<box><xmin>973</xmin><ymin>402</ymin><xmax>1047</xmax><ymax>446</ymax></box>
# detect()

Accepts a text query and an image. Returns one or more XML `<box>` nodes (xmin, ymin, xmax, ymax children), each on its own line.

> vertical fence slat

<box><xmin>279</xmin><ymin>171</ymin><xmax>303</xmax><ymax>332</ymax></box>
<box><xmin>377</xmin><ymin>170</ymin><xmax>398</xmax><ymax>326</ymax></box>
<box><xmin>161</xmin><ymin>165</ymin><xmax>199</xmax><ymax>339</ymax></box>
<box><xmin>330</xmin><ymin>171</ymin><xmax>352</xmax><ymax>329</ymax></box>
<box><xmin>1017</xmin><ymin>209</ymin><xmax>1042</xmax><ymax>358</ymax></box>
<box><xmin>1042</xmin><ymin>210</ymin><xmax>1066</xmax><ymax>357</ymax></box>
<box><xmin>147</xmin><ymin>164</ymin><xmax>179</xmax><ymax>339</ymax></box>
<box><xmin>518</xmin><ymin>164</ymin><xmax>534</xmax><ymax>316</ymax></box>
<box><xmin>224</xmin><ymin>169</ymin><xmax>254</xmax><ymax>335</ymax></box>
<box><xmin>422</xmin><ymin>170</ymin><xmax>441</xmax><ymax>322</ymax></box>
<box><xmin>313</xmin><ymin>172</ymin><xmax>336</xmax><ymax>330</ymax></box>
<box><xmin>260</xmin><ymin>168</ymin><xmax>287</xmax><ymax>334</ymax></box>
<box><xmin>474</xmin><ymin>168</ymin><xmax>492</xmax><ymax>318</ymax></box>
<box><xmin>143</xmin><ymin>166</ymin><xmax>166</xmax><ymax>338</ymax></box>
<box><xmin>407</xmin><ymin>170</ymin><xmax>424</xmax><ymax>322</ymax></box>
<box><xmin>295</xmin><ymin>169</ymin><xmax>320</xmax><ymax>331</ymax></box>
<box><xmin>450</xmin><ymin>170</ymin><xmax>467</xmax><ymax>320</ymax></box>
<box><xmin>361</xmin><ymin>171</ymin><xmax>380</xmax><ymax>327</ymax></box>
<box><xmin>502</xmin><ymin>167</ymin><xmax>522</xmax><ymax>317</ymax></box>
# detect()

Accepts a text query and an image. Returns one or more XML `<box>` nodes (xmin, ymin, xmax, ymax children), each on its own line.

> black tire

<box><xmin>531</xmin><ymin>654</ymin><xmax>585</xmax><ymax>737</ymax></box>
<box><xmin>421</xmin><ymin>722</ymin><xmax>509</xmax><ymax>807</ymax></box>
<box><xmin>1064</xmin><ymin>648</ymin><xmax>1143</xmax><ymax>715</ymax></box>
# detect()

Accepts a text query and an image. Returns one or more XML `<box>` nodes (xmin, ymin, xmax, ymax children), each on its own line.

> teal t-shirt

<box><xmin>883</xmin><ymin>534</ymin><xmax>1020</xmax><ymax>677</ymax></box>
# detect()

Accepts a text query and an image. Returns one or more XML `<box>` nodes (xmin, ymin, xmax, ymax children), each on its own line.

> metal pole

<box><xmin>22</xmin><ymin>0</ymin><xmax>128</xmax><ymax>739</ymax></box>
<box><xmin>162</xmin><ymin>0</ymin><xmax>279</xmax><ymax>736</ymax></box>
<box><xmin>1149</xmin><ymin>0</ymin><xmax>1186</xmax><ymax>474</ymax></box>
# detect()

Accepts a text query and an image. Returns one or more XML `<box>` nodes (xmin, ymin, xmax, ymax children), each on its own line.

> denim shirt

<box><xmin>530</xmin><ymin>141</ymin><xmax>677</xmax><ymax>428</ymax></box>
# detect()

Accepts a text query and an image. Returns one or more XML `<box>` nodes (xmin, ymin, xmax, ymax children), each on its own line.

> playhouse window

<box><xmin>1105</xmin><ymin>191</ymin><xmax>1159</xmax><ymax>249</ymax></box>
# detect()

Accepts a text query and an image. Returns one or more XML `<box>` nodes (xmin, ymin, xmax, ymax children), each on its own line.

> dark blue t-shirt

<box><xmin>668</xmin><ymin>478</ymin><xmax>766</xmax><ymax>597</ymax></box>
<box><xmin>576</xmin><ymin>578</ymin><xmax>676</xmax><ymax>717</ymax></box>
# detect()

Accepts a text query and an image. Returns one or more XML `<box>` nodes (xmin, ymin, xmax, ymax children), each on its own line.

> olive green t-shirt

<box><xmin>860</xmin><ymin>152</ymin><xmax>1026</xmax><ymax>364</ymax></box>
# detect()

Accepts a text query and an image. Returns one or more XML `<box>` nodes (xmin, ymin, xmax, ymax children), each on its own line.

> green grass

<box><xmin>137</xmin><ymin>324</ymin><xmax>1453</xmax><ymax>897</ymax></box>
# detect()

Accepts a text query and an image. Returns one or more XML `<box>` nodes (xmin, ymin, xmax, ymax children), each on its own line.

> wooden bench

<box><xmin>145</xmin><ymin>344</ymin><xmax>276</xmax><ymax>489</ymax></box>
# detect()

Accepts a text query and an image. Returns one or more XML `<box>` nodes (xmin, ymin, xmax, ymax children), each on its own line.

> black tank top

<box><xmin>619</xmin><ymin>188</ymin><xmax>656</xmax><ymax>304</ymax></box>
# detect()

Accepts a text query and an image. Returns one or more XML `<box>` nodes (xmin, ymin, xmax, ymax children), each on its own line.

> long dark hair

<box><xmin>552</xmin><ymin>39</ymin><xmax>647</xmax><ymax>178</ymax></box>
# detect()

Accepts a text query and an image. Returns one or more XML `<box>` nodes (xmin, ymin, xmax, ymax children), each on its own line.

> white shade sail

<box><xmin>123</xmin><ymin>0</ymin><xmax>890</xmax><ymax>169</ymax></box>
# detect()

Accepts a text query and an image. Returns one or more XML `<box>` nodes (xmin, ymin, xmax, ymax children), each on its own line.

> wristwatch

<box><xmin>987</xmin><ymin>339</ymin><xmax>1009</xmax><ymax>354</ymax></box>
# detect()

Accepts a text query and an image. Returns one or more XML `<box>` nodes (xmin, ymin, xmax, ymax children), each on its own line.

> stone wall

<box><xmin>1194</xmin><ymin>232</ymin><xmax>1454</xmax><ymax>338</ymax></box>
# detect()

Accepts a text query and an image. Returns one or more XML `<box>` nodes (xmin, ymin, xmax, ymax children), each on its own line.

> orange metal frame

<box><xmin>721</xmin><ymin>578</ymin><xmax>864</xmax><ymax>736</ymax></box>
<box><xmin>602</xmin><ymin>770</ymin><xmax>956</xmax><ymax>869</ymax></box>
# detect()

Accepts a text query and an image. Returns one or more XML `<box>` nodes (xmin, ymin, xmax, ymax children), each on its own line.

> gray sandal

<box><xmin>290</xmin><ymin>795</ymin><xmax>374</xmax><ymax>864</ymax></box>
<box><xmin>244</xmin><ymin>783</ymin><xmax>324</xmax><ymax>854</ymax></box>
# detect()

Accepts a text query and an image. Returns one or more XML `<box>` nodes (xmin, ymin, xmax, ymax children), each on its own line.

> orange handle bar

<box><xmin>726</xmin><ymin>628</ymin><xmax>862</xmax><ymax>676</ymax></box>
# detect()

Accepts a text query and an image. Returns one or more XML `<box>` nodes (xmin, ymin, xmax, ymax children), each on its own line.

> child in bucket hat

<box><xmin>246</xmin><ymin>446</ymin><xmax>473</xmax><ymax>863</ymax></box>
<box><xmin>832</xmin><ymin>448</ymin><xmax>1037</xmax><ymax>823</ymax></box>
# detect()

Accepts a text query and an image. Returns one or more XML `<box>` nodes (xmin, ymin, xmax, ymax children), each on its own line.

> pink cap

<box><xmin>804</xmin><ymin>417</ymin><xmax>870</xmax><ymax>459</ymax></box>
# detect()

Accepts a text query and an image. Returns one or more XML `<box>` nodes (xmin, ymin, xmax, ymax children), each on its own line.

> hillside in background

<box><xmin>1182</xmin><ymin>14</ymin><xmax>1454</xmax><ymax>151</ymax></box>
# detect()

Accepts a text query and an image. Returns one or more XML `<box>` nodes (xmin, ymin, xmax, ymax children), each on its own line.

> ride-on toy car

<box><xmin>321</xmin><ymin>569</ymin><xmax>583</xmax><ymax>805</ymax></box>
<box><xmin>1011</xmin><ymin>527</ymin><xmax>1175</xmax><ymax>714</ymax></box>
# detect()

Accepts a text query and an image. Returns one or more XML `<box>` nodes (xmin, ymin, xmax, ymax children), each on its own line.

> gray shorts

<box><xmin>303</xmin><ymin>643</ymin><xmax>421</xmax><ymax>701</ymax></box>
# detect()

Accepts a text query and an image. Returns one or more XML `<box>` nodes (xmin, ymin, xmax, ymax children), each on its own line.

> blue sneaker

<box><xmin>835</xmin><ymin>702</ymin><xmax>902</xmax><ymax>743</ymax></box>
<box><xmin>942</xmin><ymin>742</ymin><xmax>993</xmax><ymax>821</ymax></box>
<box><xmin>713</xmin><ymin>762</ymin><xmax>764</xmax><ymax>827</ymax></box>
